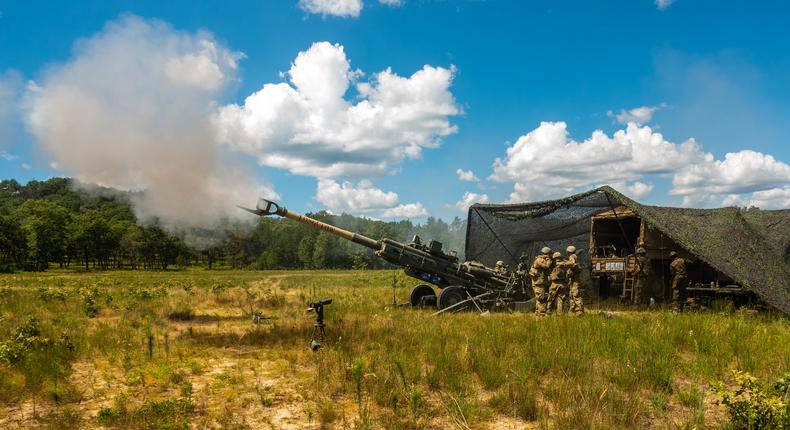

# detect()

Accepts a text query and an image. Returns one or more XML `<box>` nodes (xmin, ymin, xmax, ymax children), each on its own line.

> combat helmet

<box><xmin>636</xmin><ymin>247</ymin><xmax>646</xmax><ymax>254</ymax></box>
<box><xmin>669</xmin><ymin>251</ymin><xmax>678</xmax><ymax>258</ymax></box>
<box><xmin>552</xmin><ymin>251</ymin><xmax>562</xmax><ymax>259</ymax></box>
<box><xmin>540</xmin><ymin>246</ymin><xmax>551</xmax><ymax>254</ymax></box>
<box><xmin>566</xmin><ymin>245</ymin><xmax>576</xmax><ymax>254</ymax></box>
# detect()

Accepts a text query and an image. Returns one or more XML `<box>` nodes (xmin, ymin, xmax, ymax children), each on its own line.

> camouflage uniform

<box><xmin>566</xmin><ymin>252</ymin><xmax>584</xmax><ymax>315</ymax></box>
<box><xmin>529</xmin><ymin>252</ymin><xmax>553</xmax><ymax>316</ymax></box>
<box><xmin>547</xmin><ymin>253</ymin><xmax>569</xmax><ymax>314</ymax></box>
<box><xmin>632</xmin><ymin>248</ymin><xmax>650</xmax><ymax>305</ymax></box>
<box><xmin>670</xmin><ymin>254</ymin><xmax>687</xmax><ymax>312</ymax></box>
<box><xmin>515</xmin><ymin>254</ymin><xmax>531</xmax><ymax>297</ymax></box>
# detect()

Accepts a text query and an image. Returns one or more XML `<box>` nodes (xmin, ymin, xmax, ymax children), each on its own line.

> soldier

<box><xmin>494</xmin><ymin>260</ymin><xmax>507</xmax><ymax>275</ymax></box>
<box><xmin>547</xmin><ymin>251</ymin><xmax>569</xmax><ymax>314</ymax></box>
<box><xmin>566</xmin><ymin>245</ymin><xmax>584</xmax><ymax>315</ymax></box>
<box><xmin>529</xmin><ymin>247</ymin><xmax>554</xmax><ymax>316</ymax></box>
<box><xmin>669</xmin><ymin>251</ymin><xmax>687</xmax><ymax>312</ymax></box>
<box><xmin>632</xmin><ymin>247</ymin><xmax>650</xmax><ymax>306</ymax></box>
<box><xmin>515</xmin><ymin>252</ymin><xmax>532</xmax><ymax>297</ymax></box>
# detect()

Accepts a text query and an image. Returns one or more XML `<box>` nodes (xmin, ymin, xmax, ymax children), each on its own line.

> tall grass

<box><xmin>0</xmin><ymin>269</ymin><xmax>788</xmax><ymax>428</ymax></box>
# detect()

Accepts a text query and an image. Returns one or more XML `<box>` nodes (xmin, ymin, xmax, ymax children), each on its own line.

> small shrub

<box><xmin>37</xmin><ymin>287</ymin><xmax>67</xmax><ymax>302</ymax></box>
<box><xmin>713</xmin><ymin>370</ymin><xmax>790</xmax><ymax>429</ymax></box>
<box><xmin>211</xmin><ymin>282</ymin><xmax>231</xmax><ymax>294</ymax></box>
<box><xmin>0</xmin><ymin>318</ymin><xmax>47</xmax><ymax>364</ymax></box>
<box><xmin>78</xmin><ymin>286</ymin><xmax>102</xmax><ymax>317</ymax></box>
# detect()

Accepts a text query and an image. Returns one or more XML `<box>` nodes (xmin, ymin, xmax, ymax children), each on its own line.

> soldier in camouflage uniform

<box><xmin>566</xmin><ymin>245</ymin><xmax>584</xmax><ymax>315</ymax></box>
<box><xmin>632</xmin><ymin>247</ymin><xmax>650</xmax><ymax>306</ymax></box>
<box><xmin>547</xmin><ymin>251</ymin><xmax>569</xmax><ymax>315</ymax></box>
<box><xmin>494</xmin><ymin>260</ymin><xmax>507</xmax><ymax>275</ymax></box>
<box><xmin>669</xmin><ymin>251</ymin><xmax>687</xmax><ymax>312</ymax></box>
<box><xmin>529</xmin><ymin>247</ymin><xmax>554</xmax><ymax>316</ymax></box>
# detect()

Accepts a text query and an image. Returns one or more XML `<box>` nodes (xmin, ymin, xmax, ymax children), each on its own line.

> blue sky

<box><xmin>1</xmin><ymin>0</ymin><xmax>789</xmax><ymax>224</ymax></box>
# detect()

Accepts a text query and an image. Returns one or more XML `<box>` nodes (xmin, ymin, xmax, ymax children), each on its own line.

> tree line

<box><xmin>0</xmin><ymin>178</ymin><xmax>466</xmax><ymax>272</ymax></box>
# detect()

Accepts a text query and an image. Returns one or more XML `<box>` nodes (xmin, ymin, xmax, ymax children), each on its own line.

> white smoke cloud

<box><xmin>455</xmin><ymin>191</ymin><xmax>489</xmax><ymax>212</ymax></box>
<box><xmin>316</xmin><ymin>178</ymin><xmax>428</xmax><ymax>218</ymax></box>
<box><xmin>655</xmin><ymin>0</ymin><xmax>676</xmax><ymax>10</ymax></box>
<box><xmin>456</xmin><ymin>168</ymin><xmax>479</xmax><ymax>182</ymax></box>
<box><xmin>215</xmin><ymin>41</ymin><xmax>459</xmax><ymax>180</ymax></box>
<box><xmin>299</xmin><ymin>0</ymin><xmax>363</xmax><ymax>17</ymax></box>
<box><xmin>25</xmin><ymin>15</ymin><xmax>275</xmax><ymax>227</ymax></box>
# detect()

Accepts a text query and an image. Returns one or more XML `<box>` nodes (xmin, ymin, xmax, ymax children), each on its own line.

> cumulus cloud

<box><xmin>215</xmin><ymin>41</ymin><xmax>459</xmax><ymax>179</ymax></box>
<box><xmin>491</xmin><ymin>121</ymin><xmax>703</xmax><ymax>201</ymax></box>
<box><xmin>25</xmin><ymin>15</ymin><xmax>275</xmax><ymax>228</ymax></box>
<box><xmin>655</xmin><ymin>0</ymin><xmax>676</xmax><ymax>10</ymax></box>
<box><xmin>671</xmin><ymin>150</ymin><xmax>790</xmax><ymax>197</ymax></box>
<box><xmin>316</xmin><ymin>179</ymin><xmax>427</xmax><ymax>218</ymax></box>
<box><xmin>299</xmin><ymin>0</ymin><xmax>363</xmax><ymax>17</ymax></box>
<box><xmin>607</xmin><ymin>104</ymin><xmax>665</xmax><ymax>125</ymax></box>
<box><xmin>455</xmin><ymin>191</ymin><xmax>489</xmax><ymax>212</ymax></box>
<box><xmin>490</xmin><ymin>120</ymin><xmax>789</xmax><ymax>207</ymax></box>
<box><xmin>382</xmin><ymin>202</ymin><xmax>428</xmax><ymax>218</ymax></box>
<box><xmin>602</xmin><ymin>181</ymin><xmax>654</xmax><ymax>199</ymax></box>
<box><xmin>744</xmin><ymin>187</ymin><xmax>790</xmax><ymax>209</ymax></box>
<box><xmin>456</xmin><ymin>168</ymin><xmax>479</xmax><ymax>182</ymax></box>
<box><xmin>379</xmin><ymin>0</ymin><xmax>404</xmax><ymax>6</ymax></box>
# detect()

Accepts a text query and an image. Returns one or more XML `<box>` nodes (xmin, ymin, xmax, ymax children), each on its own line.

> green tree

<box><xmin>14</xmin><ymin>199</ymin><xmax>71</xmax><ymax>270</ymax></box>
<box><xmin>297</xmin><ymin>235</ymin><xmax>315</xmax><ymax>268</ymax></box>
<box><xmin>0</xmin><ymin>215</ymin><xmax>27</xmax><ymax>271</ymax></box>
<box><xmin>69</xmin><ymin>210</ymin><xmax>120</xmax><ymax>270</ymax></box>
<box><xmin>312</xmin><ymin>232</ymin><xmax>329</xmax><ymax>269</ymax></box>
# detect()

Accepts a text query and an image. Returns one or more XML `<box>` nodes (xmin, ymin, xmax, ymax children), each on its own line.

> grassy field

<box><xmin>0</xmin><ymin>270</ymin><xmax>788</xmax><ymax>429</ymax></box>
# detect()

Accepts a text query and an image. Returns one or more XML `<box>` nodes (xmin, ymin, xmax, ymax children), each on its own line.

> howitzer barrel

<box><xmin>240</xmin><ymin>198</ymin><xmax>520</xmax><ymax>307</ymax></box>
<box><xmin>239</xmin><ymin>199</ymin><xmax>381</xmax><ymax>250</ymax></box>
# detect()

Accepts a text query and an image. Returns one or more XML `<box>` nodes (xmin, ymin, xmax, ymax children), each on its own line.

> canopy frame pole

<box><xmin>604</xmin><ymin>194</ymin><xmax>634</xmax><ymax>255</ymax></box>
<box><xmin>473</xmin><ymin>208</ymin><xmax>518</xmax><ymax>263</ymax></box>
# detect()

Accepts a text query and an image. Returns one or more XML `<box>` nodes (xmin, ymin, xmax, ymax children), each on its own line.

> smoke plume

<box><xmin>26</xmin><ymin>15</ymin><xmax>276</xmax><ymax>228</ymax></box>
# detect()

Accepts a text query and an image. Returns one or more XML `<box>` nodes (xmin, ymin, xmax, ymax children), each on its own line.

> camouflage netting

<box><xmin>465</xmin><ymin>186</ymin><xmax>790</xmax><ymax>314</ymax></box>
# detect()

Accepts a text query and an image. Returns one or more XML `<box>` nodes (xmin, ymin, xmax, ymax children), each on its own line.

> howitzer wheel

<box><xmin>410</xmin><ymin>284</ymin><xmax>436</xmax><ymax>307</ymax></box>
<box><xmin>437</xmin><ymin>286</ymin><xmax>471</xmax><ymax>311</ymax></box>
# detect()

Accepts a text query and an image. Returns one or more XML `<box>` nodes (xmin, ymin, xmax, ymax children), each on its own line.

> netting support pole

<box><xmin>604</xmin><ymin>193</ymin><xmax>634</xmax><ymax>254</ymax></box>
<box><xmin>473</xmin><ymin>208</ymin><xmax>518</xmax><ymax>263</ymax></box>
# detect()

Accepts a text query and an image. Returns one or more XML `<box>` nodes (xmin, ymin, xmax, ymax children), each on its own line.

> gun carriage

<box><xmin>241</xmin><ymin>199</ymin><xmax>529</xmax><ymax>312</ymax></box>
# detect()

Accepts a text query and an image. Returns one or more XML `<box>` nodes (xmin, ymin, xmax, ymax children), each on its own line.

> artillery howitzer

<box><xmin>240</xmin><ymin>199</ymin><xmax>530</xmax><ymax>313</ymax></box>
